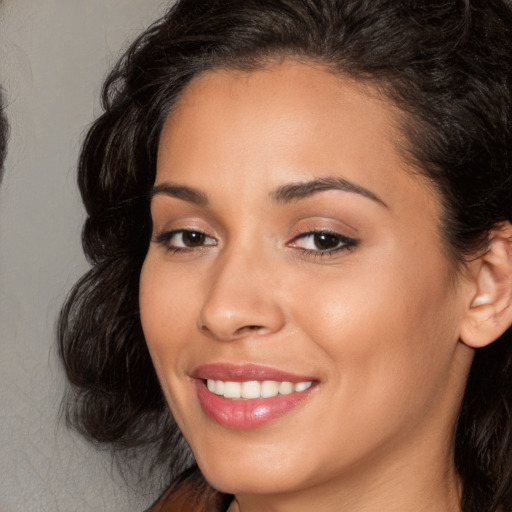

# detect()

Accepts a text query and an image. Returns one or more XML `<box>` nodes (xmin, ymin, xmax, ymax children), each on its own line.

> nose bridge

<box><xmin>198</xmin><ymin>243</ymin><xmax>285</xmax><ymax>341</ymax></box>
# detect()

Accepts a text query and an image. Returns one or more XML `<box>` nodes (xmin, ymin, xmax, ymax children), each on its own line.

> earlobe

<box><xmin>460</xmin><ymin>221</ymin><xmax>512</xmax><ymax>349</ymax></box>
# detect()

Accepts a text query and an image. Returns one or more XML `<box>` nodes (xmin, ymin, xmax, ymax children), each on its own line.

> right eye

<box><xmin>154</xmin><ymin>229</ymin><xmax>217</xmax><ymax>252</ymax></box>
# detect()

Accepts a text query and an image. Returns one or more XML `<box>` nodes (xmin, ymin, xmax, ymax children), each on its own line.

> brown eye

<box><xmin>154</xmin><ymin>229</ymin><xmax>217</xmax><ymax>251</ymax></box>
<box><xmin>289</xmin><ymin>230</ymin><xmax>358</xmax><ymax>255</ymax></box>
<box><xmin>313</xmin><ymin>233</ymin><xmax>342</xmax><ymax>251</ymax></box>
<box><xmin>182</xmin><ymin>231</ymin><xmax>206</xmax><ymax>247</ymax></box>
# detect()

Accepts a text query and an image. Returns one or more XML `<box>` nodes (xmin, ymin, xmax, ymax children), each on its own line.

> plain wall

<box><xmin>0</xmin><ymin>1</ymin><xmax>170</xmax><ymax>510</ymax></box>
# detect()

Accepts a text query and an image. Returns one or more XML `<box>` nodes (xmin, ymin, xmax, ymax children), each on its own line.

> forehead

<box><xmin>161</xmin><ymin>61</ymin><xmax>399</xmax><ymax>159</ymax></box>
<box><xmin>156</xmin><ymin>60</ymin><xmax>436</xmax><ymax>219</ymax></box>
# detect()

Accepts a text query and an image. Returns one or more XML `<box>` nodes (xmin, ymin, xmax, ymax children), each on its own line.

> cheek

<box><xmin>139</xmin><ymin>260</ymin><xmax>202</xmax><ymax>430</ymax></box>
<box><xmin>289</xmin><ymin>248</ymin><xmax>462</xmax><ymax>408</ymax></box>
<box><xmin>140</xmin><ymin>255</ymin><xmax>197</xmax><ymax>336</ymax></box>
<box><xmin>139</xmin><ymin>260</ymin><xmax>186</xmax><ymax>379</ymax></box>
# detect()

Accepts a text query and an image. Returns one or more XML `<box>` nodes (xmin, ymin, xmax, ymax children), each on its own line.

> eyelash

<box><xmin>154</xmin><ymin>229</ymin><xmax>218</xmax><ymax>254</ymax></box>
<box><xmin>289</xmin><ymin>230</ymin><xmax>358</xmax><ymax>257</ymax></box>
<box><xmin>153</xmin><ymin>229</ymin><xmax>358</xmax><ymax>257</ymax></box>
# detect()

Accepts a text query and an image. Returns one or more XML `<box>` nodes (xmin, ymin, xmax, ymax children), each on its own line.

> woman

<box><xmin>58</xmin><ymin>1</ymin><xmax>512</xmax><ymax>511</ymax></box>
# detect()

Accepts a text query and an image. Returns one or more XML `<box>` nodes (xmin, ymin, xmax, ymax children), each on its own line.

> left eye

<box><xmin>289</xmin><ymin>231</ymin><xmax>357</xmax><ymax>253</ymax></box>
<box><xmin>155</xmin><ymin>229</ymin><xmax>217</xmax><ymax>250</ymax></box>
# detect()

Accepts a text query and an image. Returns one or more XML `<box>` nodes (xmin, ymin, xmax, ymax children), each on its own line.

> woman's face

<box><xmin>140</xmin><ymin>61</ymin><xmax>474</xmax><ymax>502</ymax></box>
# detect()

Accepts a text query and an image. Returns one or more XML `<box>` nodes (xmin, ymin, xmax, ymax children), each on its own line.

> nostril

<box><xmin>199</xmin><ymin>321</ymin><xmax>268</xmax><ymax>341</ymax></box>
<box><xmin>234</xmin><ymin>325</ymin><xmax>264</xmax><ymax>335</ymax></box>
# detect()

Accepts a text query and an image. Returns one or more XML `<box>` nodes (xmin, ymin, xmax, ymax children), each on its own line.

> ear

<box><xmin>460</xmin><ymin>221</ymin><xmax>512</xmax><ymax>348</ymax></box>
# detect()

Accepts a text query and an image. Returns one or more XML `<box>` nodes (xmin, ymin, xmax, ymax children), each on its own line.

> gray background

<box><xmin>0</xmin><ymin>1</ymin><xmax>171</xmax><ymax>510</ymax></box>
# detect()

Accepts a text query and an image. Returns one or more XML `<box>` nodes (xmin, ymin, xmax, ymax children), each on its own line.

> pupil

<box><xmin>314</xmin><ymin>233</ymin><xmax>339</xmax><ymax>250</ymax></box>
<box><xmin>184</xmin><ymin>231</ymin><xmax>204</xmax><ymax>247</ymax></box>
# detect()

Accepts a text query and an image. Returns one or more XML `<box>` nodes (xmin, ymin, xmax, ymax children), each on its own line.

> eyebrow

<box><xmin>150</xmin><ymin>182</ymin><xmax>209</xmax><ymax>206</ymax></box>
<box><xmin>150</xmin><ymin>176</ymin><xmax>387</xmax><ymax>208</ymax></box>
<box><xmin>270</xmin><ymin>177</ymin><xmax>388</xmax><ymax>207</ymax></box>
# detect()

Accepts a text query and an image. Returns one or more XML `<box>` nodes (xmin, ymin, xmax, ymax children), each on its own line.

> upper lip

<box><xmin>192</xmin><ymin>363</ymin><xmax>318</xmax><ymax>383</ymax></box>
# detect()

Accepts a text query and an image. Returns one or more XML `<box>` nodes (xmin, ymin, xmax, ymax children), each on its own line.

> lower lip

<box><xmin>195</xmin><ymin>380</ymin><xmax>315</xmax><ymax>429</ymax></box>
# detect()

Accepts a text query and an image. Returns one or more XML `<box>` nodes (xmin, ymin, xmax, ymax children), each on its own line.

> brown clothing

<box><xmin>145</xmin><ymin>467</ymin><xmax>233</xmax><ymax>512</ymax></box>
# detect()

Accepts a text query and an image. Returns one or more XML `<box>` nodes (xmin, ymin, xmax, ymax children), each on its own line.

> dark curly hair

<box><xmin>0</xmin><ymin>88</ymin><xmax>8</xmax><ymax>180</ymax></box>
<box><xmin>58</xmin><ymin>0</ymin><xmax>512</xmax><ymax>510</ymax></box>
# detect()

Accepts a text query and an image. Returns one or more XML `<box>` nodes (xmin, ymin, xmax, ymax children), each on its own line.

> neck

<box><xmin>227</xmin><ymin>441</ymin><xmax>462</xmax><ymax>512</ymax></box>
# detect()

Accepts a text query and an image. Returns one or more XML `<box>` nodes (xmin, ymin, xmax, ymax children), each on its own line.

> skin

<box><xmin>139</xmin><ymin>61</ymin><xmax>478</xmax><ymax>512</ymax></box>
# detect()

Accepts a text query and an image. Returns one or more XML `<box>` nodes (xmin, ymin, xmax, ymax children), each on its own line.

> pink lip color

<box><xmin>192</xmin><ymin>364</ymin><xmax>317</xmax><ymax>429</ymax></box>
<box><xmin>192</xmin><ymin>363</ymin><xmax>317</xmax><ymax>383</ymax></box>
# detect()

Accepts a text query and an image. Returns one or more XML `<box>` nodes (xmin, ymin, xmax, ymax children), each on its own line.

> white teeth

<box><xmin>213</xmin><ymin>380</ymin><xmax>224</xmax><ymax>395</ymax></box>
<box><xmin>223</xmin><ymin>381</ymin><xmax>241</xmax><ymax>399</ymax></box>
<box><xmin>278</xmin><ymin>381</ymin><xmax>294</xmax><ymax>395</ymax></box>
<box><xmin>205</xmin><ymin>379</ymin><xmax>313</xmax><ymax>400</ymax></box>
<box><xmin>294</xmin><ymin>381</ymin><xmax>312</xmax><ymax>392</ymax></box>
<box><xmin>261</xmin><ymin>380</ymin><xmax>280</xmax><ymax>398</ymax></box>
<box><xmin>241</xmin><ymin>381</ymin><xmax>261</xmax><ymax>399</ymax></box>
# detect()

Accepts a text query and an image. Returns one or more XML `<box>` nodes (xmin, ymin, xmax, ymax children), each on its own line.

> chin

<box><xmin>195</xmin><ymin>448</ymin><xmax>310</xmax><ymax>496</ymax></box>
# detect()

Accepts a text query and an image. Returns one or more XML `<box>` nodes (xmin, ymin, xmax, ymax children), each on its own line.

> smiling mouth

<box><xmin>193</xmin><ymin>364</ymin><xmax>318</xmax><ymax>428</ymax></box>
<box><xmin>205</xmin><ymin>379</ymin><xmax>314</xmax><ymax>400</ymax></box>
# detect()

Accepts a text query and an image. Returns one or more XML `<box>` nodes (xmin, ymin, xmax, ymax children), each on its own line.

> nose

<box><xmin>198</xmin><ymin>249</ymin><xmax>286</xmax><ymax>341</ymax></box>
